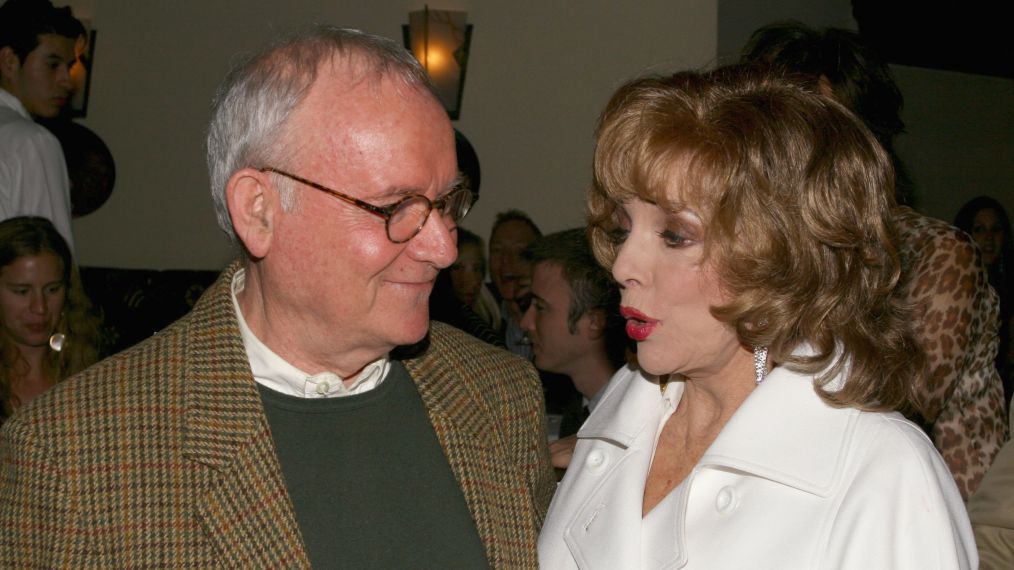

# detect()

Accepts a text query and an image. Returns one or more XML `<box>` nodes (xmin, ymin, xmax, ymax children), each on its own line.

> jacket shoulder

<box><xmin>420</xmin><ymin>321</ymin><xmax>538</xmax><ymax>388</ymax></box>
<box><xmin>3</xmin><ymin>308</ymin><xmax>194</xmax><ymax>441</ymax></box>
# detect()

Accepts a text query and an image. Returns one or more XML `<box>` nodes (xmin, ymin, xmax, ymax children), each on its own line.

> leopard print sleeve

<box><xmin>895</xmin><ymin>207</ymin><xmax>1008</xmax><ymax>500</ymax></box>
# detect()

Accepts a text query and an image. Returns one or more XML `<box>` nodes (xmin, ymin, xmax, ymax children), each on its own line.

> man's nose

<box><xmin>412</xmin><ymin>210</ymin><xmax>457</xmax><ymax>268</ymax></box>
<box><xmin>520</xmin><ymin>304</ymin><xmax>535</xmax><ymax>332</ymax></box>
<box><xmin>57</xmin><ymin>65</ymin><xmax>73</xmax><ymax>89</ymax></box>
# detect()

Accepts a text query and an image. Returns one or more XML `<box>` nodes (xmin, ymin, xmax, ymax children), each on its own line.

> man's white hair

<box><xmin>205</xmin><ymin>25</ymin><xmax>434</xmax><ymax>242</ymax></box>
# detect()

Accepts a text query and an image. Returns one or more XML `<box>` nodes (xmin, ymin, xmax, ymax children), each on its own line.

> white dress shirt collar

<box><xmin>0</xmin><ymin>89</ymin><xmax>30</xmax><ymax>119</ymax></box>
<box><xmin>230</xmin><ymin>268</ymin><xmax>390</xmax><ymax>398</ymax></box>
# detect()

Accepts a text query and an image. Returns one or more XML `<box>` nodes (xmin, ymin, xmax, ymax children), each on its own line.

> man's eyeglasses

<box><xmin>260</xmin><ymin>167</ymin><xmax>474</xmax><ymax>244</ymax></box>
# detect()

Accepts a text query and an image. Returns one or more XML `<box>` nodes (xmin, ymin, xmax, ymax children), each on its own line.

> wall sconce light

<box><xmin>403</xmin><ymin>6</ymin><xmax>473</xmax><ymax>120</ymax></box>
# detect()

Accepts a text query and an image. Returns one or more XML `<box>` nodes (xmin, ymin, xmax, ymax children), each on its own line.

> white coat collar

<box><xmin>580</xmin><ymin>347</ymin><xmax>857</xmax><ymax>498</ymax></box>
<box><xmin>555</xmin><ymin>355</ymin><xmax>860</xmax><ymax>570</ymax></box>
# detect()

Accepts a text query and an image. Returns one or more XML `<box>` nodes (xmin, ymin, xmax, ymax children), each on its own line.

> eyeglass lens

<box><xmin>387</xmin><ymin>188</ymin><xmax>473</xmax><ymax>242</ymax></box>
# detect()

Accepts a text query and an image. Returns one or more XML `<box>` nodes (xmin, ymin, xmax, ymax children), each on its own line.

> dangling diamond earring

<box><xmin>753</xmin><ymin>345</ymin><xmax>768</xmax><ymax>384</ymax></box>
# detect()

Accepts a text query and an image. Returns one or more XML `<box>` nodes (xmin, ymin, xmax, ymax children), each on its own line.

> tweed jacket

<box><xmin>0</xmin><ymin>263</ymin><xmax>556</xmax><ymax>568</ymax></box>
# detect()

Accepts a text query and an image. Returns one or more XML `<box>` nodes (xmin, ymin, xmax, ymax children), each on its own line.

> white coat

<box><xmin>538</xmin><ymin>363</ymin><xmax>977</xmax><ymax>570</ymax></box>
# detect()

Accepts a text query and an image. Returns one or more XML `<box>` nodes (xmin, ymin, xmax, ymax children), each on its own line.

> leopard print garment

<box><xmin>896</xmin><ymin>206</ymin><xmax>1009</xmax><ymax>500</ymax></box>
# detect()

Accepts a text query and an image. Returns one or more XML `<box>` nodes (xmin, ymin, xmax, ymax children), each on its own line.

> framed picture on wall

<box><xmin>70</xmin><ymin>28</ymin><xmax>97</xmax><ymax>117</ymax></box>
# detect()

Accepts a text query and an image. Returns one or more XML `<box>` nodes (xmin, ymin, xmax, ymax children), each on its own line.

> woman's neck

<box><xmin>11</xmin><ymin>345</ymin><xmax>56</xmax><ymax>407</ymax></box>
<box><xmin>673</xmin><ymin>349</ymin><xmax>758</xmax><ymax>434</ymax></box>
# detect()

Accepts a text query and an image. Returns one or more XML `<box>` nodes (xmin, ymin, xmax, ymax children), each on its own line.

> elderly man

<box><xmin>0</xmin><ymin>0</ymin><xmax>83</xmax><ymax>249</ymax></box>
<box><xmin>0</xmin><ymin>27</ymin><xmax>554</xmax><ymax>568</ymax></box>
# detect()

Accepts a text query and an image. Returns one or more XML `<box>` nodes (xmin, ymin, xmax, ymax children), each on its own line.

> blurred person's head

<box><xmin>489</xmin><ymin>210</ymin><xmax>541</xmax><ymax>302</ymax></box>
<box><xmin>449</xmin><ymin>228</ymin><xmax>486</xmax><ymax>308</ymax></box>
<box><xmin>521</xmin><ymin>229</ymin><xmax>623</xmax><ymax>395</ymax></box>
<box><xmin>741</xmin><ymin>21</ymin><xmax>913</xmax><ymax>205</ymax></box>
<box><xmin>0</xmin><ymin>0</ymin><xmax>83</xmax><ymax>118</ymax></box>
<box><xmin>955</xmin><ymin>196</ymin><xmax>1012</xmax><ymax>270</ymax></box>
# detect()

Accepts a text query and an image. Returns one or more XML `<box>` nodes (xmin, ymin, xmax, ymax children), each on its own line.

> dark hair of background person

<box><xmin>455</xmin><ymin>129</ymin><xmax>480</xmax><ymax>204</ymax></box>
<box><xmin>740</xmin><ymin>20</ymin><xmax>915</xmax><ymax>206</ymax></box>
<box><xmin>523</xmin><ymin>228</ymin><xmax>626</xmax><ymax>369</ymax></box>
<box><xmin>0</xmin><ymin>0</ymin><xmax>85</xmax><ymax>61</ymax></box>
<box><xmin>0</xmin><ymin>216</ymin><xmax>101</xmax><ymax>421</ymax></box>
<box><xmin>491</xmin><ymin>209</ymin><xmax>542</xmax><ymax>240</ymax></box>
<box><xmin>587</xmin><ymin>64</ymin><xmax>923</xmax><ymax>414</ymax></box>
<box><xmin>955</xmin><ymin>196</ymin><xmax>1013</xmax><ymax>399</ymax></box>
<box><xmin>456</xmin><ymin>226</ymin><xmax>483</xmax><ymax>258</ymax></box>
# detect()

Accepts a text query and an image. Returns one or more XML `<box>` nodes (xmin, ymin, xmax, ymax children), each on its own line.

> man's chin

<box><xmin>390</xmin><ymin>313</ymin><xmax>431</xmax><ymax>346</ymax></box>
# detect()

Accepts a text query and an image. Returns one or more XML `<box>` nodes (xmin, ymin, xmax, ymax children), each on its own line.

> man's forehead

<box><xmin>492</xmin><ymin>221</ymin><xmax>539</xmax><ymax>245</ymax></box>
<box><xmin>32</xmin><ymin>34</ymin><xmax>76</xmax><ymax>58</ymax></box>
<box><xmin>283</xmin><ymin>68</ymin><xmax>453</xmax><ymax>192</ymax></box>
<box><xmin>534</xmin><ymin>261</ymin><xmax>569</xmax><ymax>293</ymax></box>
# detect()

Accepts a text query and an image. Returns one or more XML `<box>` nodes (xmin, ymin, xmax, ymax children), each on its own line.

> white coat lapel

<box><xmin>699</xmin><ymin>364</ymin><xmax>858</xmax><ymax>495</ymax></box>
<box><xmin>560</xmin><ymin>368</ymin><xmax>684</xmax><ymax>570</ymax></box>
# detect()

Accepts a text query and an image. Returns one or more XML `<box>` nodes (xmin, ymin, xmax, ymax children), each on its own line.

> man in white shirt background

<box><xmin>0</xmin><ymin>0</ymin><xmax>82</xmax><ymax>250</ymax></box>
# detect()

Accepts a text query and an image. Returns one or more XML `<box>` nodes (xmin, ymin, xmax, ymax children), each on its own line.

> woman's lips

<box><xmin>620</xmin><ymin>306</ymin><xmax>658</xmax><ymax>341</ymax></box>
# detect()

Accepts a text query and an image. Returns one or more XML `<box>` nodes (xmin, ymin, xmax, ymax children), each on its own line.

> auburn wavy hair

<box><xmin>587</xmin><ymin>64</ymin><xmax>924</xmax><ymax>413</ymax></box>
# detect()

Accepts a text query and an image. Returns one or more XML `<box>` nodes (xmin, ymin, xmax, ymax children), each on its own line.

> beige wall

<box><xmin>893</xmin><ymin>65</ymin><xmax>1014</xmax><ymax>224</ymax></box>
<box><xmin>65</xmin><ymin>0</ymin><xmax>718</xmax><ymax>270</ymax></box>
<box><xmin>716</xmin><ymin>0</ymin><xmax>1014</xmax><ymax>227</ymax></box>
<box><xmin>63</xmin><ymin>1</ymin><xmax>1013</xmax><ymax>271</ymax></box>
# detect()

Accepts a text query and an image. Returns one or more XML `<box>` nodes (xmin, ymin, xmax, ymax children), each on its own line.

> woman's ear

<box><xmin>226</xmin><ymin>169</ymin><xmax>278</xmax><ymax>259</ymax></box>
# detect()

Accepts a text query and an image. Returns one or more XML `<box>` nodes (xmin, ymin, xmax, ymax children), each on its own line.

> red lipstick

<box><xmin>620</xmin><ymin>306</ymin><xmax>658</xmax><ymax>341</ymax></box>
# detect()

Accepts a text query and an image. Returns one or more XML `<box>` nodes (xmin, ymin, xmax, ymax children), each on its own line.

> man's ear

<box><xmin>0</xmin><ymin>46</ymin><xmax>20</xmax><ymax>85</ymax></box>
<box><xmin>586</xmin><ymin>309</ymin><xmax>607</xmax><ymax>340</ymax></box>
<box><xmin>226</xmin><ymin>168</ymin><xmax>278</xmax><ymax>259</ymax></box>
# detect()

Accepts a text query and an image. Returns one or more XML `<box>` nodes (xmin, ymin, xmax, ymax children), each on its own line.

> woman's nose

<box><xmin>611</xmin><ymin>240</ymin><xmax>642</xmax><ymax>288</ymax></box>
<box><xmin>29</xmin><ymin>290</ymin><xmax>47</xmax><ymax>314</ymax></box>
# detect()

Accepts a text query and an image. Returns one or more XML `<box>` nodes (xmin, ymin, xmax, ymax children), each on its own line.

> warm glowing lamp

<box><xmin>403</xmin><ymin>6</ymin><xmax>472</xmax><ymax>120</ymax></box>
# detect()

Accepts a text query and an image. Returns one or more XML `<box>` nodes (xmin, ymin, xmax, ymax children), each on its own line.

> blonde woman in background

<box><xmin>0</xmin><ymin>216</ymin><xmax>99</xmax><ymax>424</ymax></box>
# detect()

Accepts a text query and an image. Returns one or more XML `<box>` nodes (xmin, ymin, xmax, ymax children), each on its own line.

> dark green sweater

<box><xmin>258</xmin><ymin>362</ymin><xmax>490</xmax><ymax>569</ymax></box>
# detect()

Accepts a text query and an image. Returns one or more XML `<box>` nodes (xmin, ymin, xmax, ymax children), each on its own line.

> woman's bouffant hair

<box><xmin>587</xmin><ymin>64</ymin><xmax>924</xmax><ymax>413</ymax></box>
<box><xmin>0</xmin><ymin>217</ymin><xmax>101</xmax><ymax>419</ymax></box>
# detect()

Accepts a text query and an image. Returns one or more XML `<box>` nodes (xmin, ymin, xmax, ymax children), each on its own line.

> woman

<box><xmin>0</xmin><ymin>216</ymin><xmax>100</xmax><ymax>424</ymax></box>
<box><xmin>447</xmin><ymin>227</ymin><xmax>502</xmax><ymax>332</ymax></box>
<box><xmin>430</xmin><ymin>228</ymin><xmax>505</xmax><ymax>348</ymax></box>
<box><xmin>538</xmin><ymin>66</ymin><xmax>975</xmax><ymax>569</ymax></box>
<box><xmin>955</xmin><ymin>196</ymin><xmax>1013</xmax><ymax>405</ymax></box>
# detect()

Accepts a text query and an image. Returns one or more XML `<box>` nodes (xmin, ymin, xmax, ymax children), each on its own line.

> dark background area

<box><xmin>853</xmin><ymin>0</ymin><xmax>1012</xmax><ymax>79</ymax></box>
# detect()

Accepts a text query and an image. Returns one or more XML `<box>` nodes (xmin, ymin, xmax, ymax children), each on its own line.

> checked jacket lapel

<box><xmin>180</xmin><ymin>263</ymin><xmax>310</xmax><ymax>568</ymax></box>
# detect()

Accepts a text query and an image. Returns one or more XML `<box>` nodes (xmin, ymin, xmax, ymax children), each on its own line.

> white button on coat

<box><xmin>585</xmin><ymin>450</ymin><xmax>609</xmax><ymax>474</ymax></box>
<box><xmin>714</xmin><ymin>486</ymin><xmax>738</xmax><ymax>514</ymax></box>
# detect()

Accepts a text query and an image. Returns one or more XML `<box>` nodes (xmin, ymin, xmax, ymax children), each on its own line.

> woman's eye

<box><xmin>657</xmin><ymin>230</ymin><xmax>687</xmax><ymax>248</ymax></box>
<box><xmin>606</xmin><ymin>228</ymin><xmax>629</xmax><ymax>245</ymax></box>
